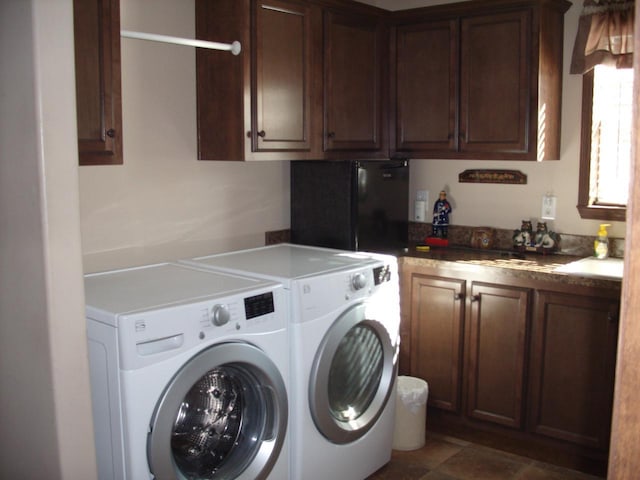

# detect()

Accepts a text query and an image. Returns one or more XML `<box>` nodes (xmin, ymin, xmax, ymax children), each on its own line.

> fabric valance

<box><xmin>570</xmin><ymin>0</ymin><xmax>635</xmax><ymax>74</ymax></box>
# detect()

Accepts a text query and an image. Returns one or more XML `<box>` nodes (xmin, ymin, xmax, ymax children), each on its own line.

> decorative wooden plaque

<box><xmin>458</xmin><ymin>169</ymin><xmax>527</xmax><ymax>185</ymax></box>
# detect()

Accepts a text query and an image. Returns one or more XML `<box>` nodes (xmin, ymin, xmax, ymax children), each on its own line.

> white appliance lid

<box><xmin>190</xmin><ymin>243</ymin><xmax>381</xmax><ymax>280</ymax></box>
<box><xmin>84</xmin><ymin>262</ymin><xmax>277</xmax><ymax>315</ymax></box>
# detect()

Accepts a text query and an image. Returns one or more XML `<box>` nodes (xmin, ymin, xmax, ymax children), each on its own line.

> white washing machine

<box><xmin>84</xmin><ymin>262</ymin><xmax>289</xmax><ymax>480</ymax></box>
<box><xmin>181</xmin><ymin>244</ymin><xmax>400</xmax><ymax>480</ymax></box>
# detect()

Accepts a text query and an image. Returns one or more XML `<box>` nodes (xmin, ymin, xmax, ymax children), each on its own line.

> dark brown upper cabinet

<box><xmin>391</xmin><ymin>0</ymin><xmax>571</xmax><ymax>161</ymax></box>
<box><xmin>73</xmin><ymin>0</ymin><xmax>123</xmax><ymax>165</ymax></box>
<box><xmin>196</xmin><ymin>0</ymin><xmax>388</xmax><ymax>161</ymax></box>
<box><xmin>323</xmin><ymin>9</ymin><xmax>388</xmax><ymax>158</ymax></box>
<box><xmin>196</xmin><ymin>0</ymin><xmax>321</xmax><ymax>161</ymax></box>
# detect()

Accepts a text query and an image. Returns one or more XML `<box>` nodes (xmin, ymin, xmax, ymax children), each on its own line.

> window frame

<box><xmin>577</xmin><ymin>69</ymin><xmax>627</xmax><ymax>222</ymax></box>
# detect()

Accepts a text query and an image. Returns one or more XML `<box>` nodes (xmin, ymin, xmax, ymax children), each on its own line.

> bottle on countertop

<box><xmin>594</xmin><ymin>223</ymin><xmax>611</xmax><ymax>259</ymax></box>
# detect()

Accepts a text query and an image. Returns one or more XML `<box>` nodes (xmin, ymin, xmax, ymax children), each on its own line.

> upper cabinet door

<box><xmin>253</xmin><ymin>0</ymin><xmax>314</xmax><ymax>153</ymax></box>
<box><xmin>394</xmin><ymin>20</ymin><xmax>458</xmax><ymax>154</ymax></box>
<box><xmin>323</xmin><ymin>10</ymin><xmax>386</xmax><ymax>156</ymax></box>
<box><xmin>459</xmin><ymin>10</ymin><xmax>532</xmax><ymax>156</ymax></box>
<box><xmin>390</xmin><ymin>0</ymin><xmax>569</xmax><ymax>160</ymax></box>
<box><xmin>196</xmin><ymin>0</ymin><xmax>321</xmax><ymax>160</ymax></box>
<box><xmin>73</xmin><ymin>0</ymin><xmax>123</xmax><ymax>165</ymax></box>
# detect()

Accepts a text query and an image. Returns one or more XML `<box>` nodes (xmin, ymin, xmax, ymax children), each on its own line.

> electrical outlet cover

<box><xmin>541</xmin><ymin>195</ymin><xmax>557</xmax><ymax>220</ymax></box>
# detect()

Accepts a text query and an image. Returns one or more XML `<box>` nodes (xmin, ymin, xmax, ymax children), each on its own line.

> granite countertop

<box><xmin>400</xmin><ymin>245</ymin><xmax>622</xmax><ymax>289</ymax></box>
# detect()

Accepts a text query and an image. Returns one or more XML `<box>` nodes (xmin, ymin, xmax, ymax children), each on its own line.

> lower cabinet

<box><xmin>528</xmin><ymin>290</ymin><xmax>619</xmax><ymax>450</ymax></box>
<box><xmin>410</xmin><ymin>274</ymin><xmax>465</xmax><ymax>413</ymax></box>
<box><xmin>467</xmin><ymin>282</ymin><xmax>530</xmax><ymax>429</ymax></box>
<box><xmin>401</xmin><ymin>260</ymin><xmax>620</xmax><ymax>472</ymax></box>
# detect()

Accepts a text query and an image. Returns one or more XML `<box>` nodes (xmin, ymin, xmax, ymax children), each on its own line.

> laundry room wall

<box><xmin>1</xmin><ymin>1</ymin><xmax>97</xmax><ymax>478</ymax></box>
<box><xmin>78</xmin><ymin>0</ymin><xmax>290</xmax><ymax>273</ymax></box>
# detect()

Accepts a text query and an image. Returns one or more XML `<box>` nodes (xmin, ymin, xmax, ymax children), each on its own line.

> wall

<box><xmin>362</xmin><ymin>0</ymin><xmax>627</xmax><ymax>240</ymax></box>
<box><xmin>79</xmin><ymin>0</ymin><xmax>290</xmax><ymax>273</ymax></box>
<box><xmin>0</xmin><ymin>0</ymin><xmax>97</xmax><ymax>478</ymax></box>
<box><xmin>80</xmin><ymin>0</ymin><xmax>626</xmax><ymax>274</ymax></box>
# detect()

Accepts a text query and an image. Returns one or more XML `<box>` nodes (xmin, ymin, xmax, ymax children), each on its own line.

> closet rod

<box><xmin>121</xmin><ymin>30</ymin><xmax>241</xmax><ymax>55</ymax></box>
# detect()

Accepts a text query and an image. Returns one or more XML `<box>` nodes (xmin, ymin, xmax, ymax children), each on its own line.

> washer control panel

<box><xmin>207</xmin><ymin>292</ymin><xmax>275</xmax><ymax>328</ymax></box>
<box><xmin>244</xmin><ymin>291</ymin><xmax>275</xmax><ymax>319</ymax></box>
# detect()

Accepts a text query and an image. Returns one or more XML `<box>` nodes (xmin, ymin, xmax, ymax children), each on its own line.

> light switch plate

<box><xmin>414</xmin><ymin>200</ymin><xmax>426</xmax><ymax>222</ymax></box>
<box><xmin>541</xmin><ymin>195</ymin><xmax>557</xmax><ymax>220</ymax></box>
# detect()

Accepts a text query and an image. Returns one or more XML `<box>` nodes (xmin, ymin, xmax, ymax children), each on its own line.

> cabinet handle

<box><xmin>454</xmin><ymin>293</ymin><xmax>464</xmax><ymax>301</ymax></box>
<box><xmin>327</xmin><ymin>131</ymin><xmax>336</xmax><ymax>139</ymax></box>
<box><xmin>106</xmin><ymin>129</ymin><xmax>115</xmax><ymax>138</ymax></box>
<box><xmin>257</xmin><ymin>130</ymin><xmax>266</xmax><ymax>138</ymax></box>
<box><xmin>471</xmin><ymin>294</ymin><xmax>480</xmax><ymax>302</ymax></box>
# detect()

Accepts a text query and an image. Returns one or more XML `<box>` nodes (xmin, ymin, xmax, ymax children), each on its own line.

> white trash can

<box><xmin>392</xmin><ymin>376</ymin><xmax>429</xmax><ymax>451</ymax></box>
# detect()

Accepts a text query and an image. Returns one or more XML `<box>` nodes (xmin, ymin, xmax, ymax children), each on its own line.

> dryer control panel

<box><xmin>373</xmin><ymin>265</ymin><xmax>392</xmax><ymax>285</ymax></box>
<box><xmin>294</xmin><ymin>260</ymin><xmax>399</xmax><ymax>325</ymax></box>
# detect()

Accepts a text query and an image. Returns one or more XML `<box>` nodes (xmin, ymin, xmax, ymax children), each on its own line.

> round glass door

<box><xmin>328</xmin><ymin>324</ymin><xmax>383</xmax><ymax>422</ymax></box>
<box><xmin>148</xmin><ymin>342</ymin><xmax>287</xmax><ymax>480</ymax></box>
<box><xmin>309</xmin><ymin>303</ymin><xmax>396</xmax><ymax>444</ymax></box>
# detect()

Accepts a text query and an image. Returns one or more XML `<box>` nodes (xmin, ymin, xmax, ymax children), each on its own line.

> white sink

<box><xmin>554</xmin><ymin>256</ymin><xmax>623</xmax><ymax>280</ymax></box>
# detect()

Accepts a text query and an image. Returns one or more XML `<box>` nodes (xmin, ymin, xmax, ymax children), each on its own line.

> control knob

<box><xmin>211</xmin><ymin>304</ymin><xmax>230</xmax><ymax>326</ymax></box>
<box><xmin>351</xmin><ymin>272</ymin><xmax>368</xmax><ymax>291</ymax></box>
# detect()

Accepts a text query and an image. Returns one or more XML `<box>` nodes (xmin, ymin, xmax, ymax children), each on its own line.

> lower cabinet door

<box><xmin>528</xmin><ymin>291</ymin><xmax>619</xmax><ymax>449</ymax></box>
<box><xmin>410</xmin><ymin>273</ymin><xmax>465</xmax><ymax>413</ymax></box>
<box><xmin>466</xmin><ymin>282</ymin><xmax>531</xmax><ymax>428</ymax></box>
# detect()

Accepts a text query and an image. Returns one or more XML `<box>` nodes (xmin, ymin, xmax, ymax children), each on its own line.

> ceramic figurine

<box><xmin>534</xmin><ymin>222</ymin><xmax>548</xmax><ymax>246</ymax></box>
<box><xmin>513</xmin><ymin>220</ymin><xmax>533</xmax><ymax>246</ymax></box>
<box><xmin>513</xmin><ymin>220</ymin><xmax>559</xmax><ymax>252</ymax></box>
<box><xmin>432</xmin><ymin>190</ymin><xmax>452</xmax><ymax>238</ymax></box>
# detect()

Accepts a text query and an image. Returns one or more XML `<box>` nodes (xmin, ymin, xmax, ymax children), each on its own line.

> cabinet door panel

<box><xmin>395</xmin><ymin>20</ymin><xmax>457</xmax><ymax>152</ymax></box>
<box><xmin>531</xmin><ymin>292</ymin><xmax>618</xmax><ymax>450</ymax></box>
<box><xmin>73</xmin><ymin>0</ymin><xmax>123</xmax><ymax>165</ymax></box>
<box><xmin>529</xmin><ymin>291</ymin><xmax>618</xmax><ymax>449</ymax></box>
<box><xmin>324</xmin><ymin>11</ymin><xmax>383</xmax><ymax>152</ymax></box>
<box><xmin>460</xmin><ymin>10</ymin><xmax>531</xmax><ymax>155</ymax></box>
<box><xmin>467</xmin><ymin>283</ymin><xmax>530</xmax><ymax>428</ymax></box>
<box><xmin>410</xmin><ymin>274</ymin><xmax>465</xmax><ymax>412</ymax></box>
<box><xmin>255</xmin><ymin>1</ymin><xmax>312</xmax><ymax>152</ymax></box>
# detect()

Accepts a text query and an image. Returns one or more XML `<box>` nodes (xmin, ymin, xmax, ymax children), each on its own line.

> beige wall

<box><xmin>79</xmin><ymin>0</ymin><xmax>290</xmax><ymax>272</ymax></box>
<box><xmin>80</xmin><ymin>0</ymin><xmax>624</xmax><ymax>274</ymax></box>
<box><xmin>0</xmin><ymin>0</ymin><xmax>97</xmax><ymax>478</ymax></box>
<box><xmin>362</xmin><ymin>0</ymin><xmax>627</xmax><ymax>239</ymax></box>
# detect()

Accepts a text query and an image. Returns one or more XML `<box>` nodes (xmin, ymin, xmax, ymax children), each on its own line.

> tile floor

<box><xmin>367</xmin><ymin>433</ymin><xmax>604</xmax><ymax>480</ymax></box>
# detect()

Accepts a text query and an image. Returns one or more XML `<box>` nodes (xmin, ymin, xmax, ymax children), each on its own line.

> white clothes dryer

<box><xmin>181</xmin><ymin>244</ymin><xmax>400</xmax><ymax>480</ymax></box>
<box><xmin>84</xmin><ymin>262</ymin><xmax>289</xmax><ymax>480</ymax></box>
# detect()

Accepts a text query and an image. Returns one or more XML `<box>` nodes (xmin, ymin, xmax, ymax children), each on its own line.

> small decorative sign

<box><xmin>458</xmin><ymin>169</ymin><xmax>527</xmax><ymax>185</ymax></box>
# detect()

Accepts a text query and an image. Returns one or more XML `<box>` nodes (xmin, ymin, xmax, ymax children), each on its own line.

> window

<box><xmin>578</xmin><ymin>65</ymin><xmax>633</xmax><ymax>221</ymax></box>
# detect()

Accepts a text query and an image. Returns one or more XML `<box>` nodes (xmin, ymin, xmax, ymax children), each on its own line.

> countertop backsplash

<box><xmin>265</xmin><ymin>224</ymin><xmax>624</xmax><ymax>259</ymax></box>
<box><xmin>408</xmin><ymin>222</ymin><xmax>625</xmax><ymax>258</ymax></box>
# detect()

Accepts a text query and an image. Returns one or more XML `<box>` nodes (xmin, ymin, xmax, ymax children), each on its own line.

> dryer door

<box><xmin>309</xmin><ymin>302</ymin><xmax>397</xmax><ymax>444</ymax></box>
<box><xmin>147</xmin><ymin>342</ymin><xmax>288</xmax><ymax>480</ymax></box>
